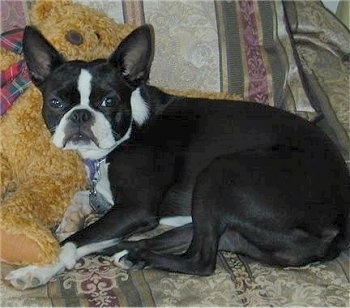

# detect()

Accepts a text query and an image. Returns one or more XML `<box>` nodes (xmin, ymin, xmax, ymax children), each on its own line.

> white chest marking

<box><xmin>131</xmin><ymin>88</ymin><xmax>150</xmax><ymax>126</ymax></box>
<box><xmin>78</xmin><ymin>69</ymin><xmax>92</xmax><ymax>106</ymax></box>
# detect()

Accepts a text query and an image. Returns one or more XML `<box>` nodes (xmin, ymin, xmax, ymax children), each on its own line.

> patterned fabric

<box><xmin>0</xmin><ymin>0</ymin><xmax>28</xmax><ymax>33</ymax></box>
<box><xmin>78</xmin><ymin>0</ymin><xmax>315</xmax><ymax>117</ymax></box>
<box><xmin>284</xmin><ymin>0</ymin><xmax>350</xmax><ymax>161</ymax></box>
<box><xmin>1</xmin><ymin>0</ymin><xmax>349</xmax><ymax>307</ymax></box>
<box><xmin>0</xmin><ymin>29</ymin><xmax>23</xmax><ymax>53</ymax></box>
<box><xmin>0</xmin><ymin>0</ymin><xmax>315</xmax><ymax>117</ymax></box>
<box><xmin>238</xmin><ymin>1</ymin><xmax>270</xmax><ymax>103</ymax></box>
<box><xmin>1</xmin><ymin>244</ymin><xmax>349</xmax><ymax>307</ymax></box>
<box><xmin>0</xmin><ymin>29</ymin><xmax>31</xmax><ymax>116</ymax></box>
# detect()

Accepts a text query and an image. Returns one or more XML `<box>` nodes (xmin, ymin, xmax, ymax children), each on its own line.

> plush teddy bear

<box><xmin>0</xmin><ymin>0</ymin><xmax>135</xmax><ymax>266</ymax></box>
<box><xmin>0</xmin><ymin>0</ymin><xmax>240</xmax><ymax>266</ymax></box>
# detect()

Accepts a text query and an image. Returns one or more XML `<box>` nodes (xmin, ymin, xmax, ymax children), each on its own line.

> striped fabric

<box><xmin>78</xmin><ymin>0</ymin><xmax>315</xmax><ymax>118</ymax></box>
<box><xmin>121</xmin><ymin>0</ymin><xmax>145</xmax><ymax>25</ymax></box>
<box><xmin>0</xmin><ymin>0</ymin><xmax>315</xmax><ymax>118</ymax></box>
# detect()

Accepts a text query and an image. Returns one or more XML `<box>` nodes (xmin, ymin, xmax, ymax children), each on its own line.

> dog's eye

<box><xmin>101</xmin><ymin>97</ymin><xmax>117</xmax><ymax>108</ymax></box>
<box><xmin>49</xmin><ymin>98</ymin><xmax>64</xmax><ymax>109</ymax></box>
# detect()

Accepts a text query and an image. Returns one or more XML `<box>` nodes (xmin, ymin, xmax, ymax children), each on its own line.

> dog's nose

<box><xmin>69</xmin><ymin>109</ymin><xmax>92</xmax><ymax>124</ymax></box>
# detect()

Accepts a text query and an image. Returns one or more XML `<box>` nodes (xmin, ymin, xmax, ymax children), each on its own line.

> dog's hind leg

<box><xmin>110</xmin><ymin>223</ymin><xmax>194</xmax><ymax>269</ymax></box>
<box><xmin>125</xmin><ymin>223</ymin><xmax>224</xmax><ymax>275</ymax></box>
<box><xmin>122</xmin><ymin>158</ymin><xmax>233</xmax><ymax>275</ymax></box>
<box><xmin>119</xmin><ymin>154</ymin><xmax>283</xmax><ymax>274</ymax></box>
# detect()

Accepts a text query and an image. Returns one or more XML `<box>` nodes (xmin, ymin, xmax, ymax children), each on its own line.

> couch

<box><xmin>1</xmin><ymin>0</ymin><xmax>349</xmax><ymax>306</ymax></box>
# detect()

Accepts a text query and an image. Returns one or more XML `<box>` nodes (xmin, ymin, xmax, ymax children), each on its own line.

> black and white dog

<box><xmin>6</xmin><ymin>24</ymin><xmax>350</xmax><ymax>289</ymax></box>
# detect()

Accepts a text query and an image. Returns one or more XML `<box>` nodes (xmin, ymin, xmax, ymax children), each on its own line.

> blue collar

<box><xmin>84</xmin><ymin>157</ymin><xmax>106</xmax><ymax>194</ymax></box>
<box><xmin>84</xmin><ymin>159</ymin><xmax>97</xmax><ymax>181</ymax></box>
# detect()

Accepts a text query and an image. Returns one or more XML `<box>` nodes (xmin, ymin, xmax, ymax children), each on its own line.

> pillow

<box><xmin>284</xmin><ymin>0</ymin><xmax>350</xmax><ymax>160</ymax></box>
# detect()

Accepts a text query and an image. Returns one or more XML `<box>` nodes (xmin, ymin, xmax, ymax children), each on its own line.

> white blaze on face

<box><xmin>78</xmin><ymin>69</ymin><xmax>92</xmax><ymax>106</ymax></box>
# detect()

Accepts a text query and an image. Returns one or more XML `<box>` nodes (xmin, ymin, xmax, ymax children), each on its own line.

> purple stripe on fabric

<box><xmin>239</xmin><ymin>1</ymin><xmax>269</xmax><ymax>103</ymax></box>
<box><xmin>122</xmin><ymin>0</ymin><xmax>145</xmax><ymax>26</ymax></box>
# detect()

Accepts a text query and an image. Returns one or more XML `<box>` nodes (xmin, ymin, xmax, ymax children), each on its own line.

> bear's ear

<box><xmin>109</xmin><ymin>24</ymin><xmax>154</xmax><ymax>87</ymax></box>
<box><xmin>30</xmin><ymin>0</ymin><xmax>71</xmax><ymax>22</ymax></box>
<box><xmin>23</xmin><ymin>26</ymin><xmax>65</xmax><ymax>86</ymax></box>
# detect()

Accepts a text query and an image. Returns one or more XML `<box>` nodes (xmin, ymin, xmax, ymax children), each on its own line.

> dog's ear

<box><xmin>109</xmin><ymin>24</ymin><xmax>154</xmax><ymax>86</ymax></box>
<box><xmin>23</xmin><ymin>26</ymin><xmax>65</xmax><ymax>86</ymax></box>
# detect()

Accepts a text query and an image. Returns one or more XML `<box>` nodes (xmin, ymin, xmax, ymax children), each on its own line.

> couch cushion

<box><xmin>284</xmin><ymin>0</ymin><xmax>350</xmax><ymax>160</ymax></box>
<box><xmin>2</xmin><ymin>246</ymin><xmax>349</xmax><ymax>306</ymax></box>
<box><xmin>77</xmin><ymin>0</ymin><xmax>315</xmax><ymax>118</ymax></box>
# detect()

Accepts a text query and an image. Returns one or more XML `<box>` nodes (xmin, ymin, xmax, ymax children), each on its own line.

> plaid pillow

<box><xmin>0</xmin><ymin>29</ymin><xmax>31</xmax><ymax>116</ymax></box>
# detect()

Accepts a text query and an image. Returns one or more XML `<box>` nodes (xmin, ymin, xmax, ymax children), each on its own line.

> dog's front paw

<box><xmin>5</xmin><ymin>264</ymin><xmax>62</xmax><ymax>290</ymax></box>
<box><xmin>56</xmin><ymin>190</ymin><xmax>92</xmax><ymax>242</ymax></box>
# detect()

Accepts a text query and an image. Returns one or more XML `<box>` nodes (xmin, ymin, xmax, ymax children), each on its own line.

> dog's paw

<box><xmin>111</xmin><ymin>250</ymin><xmax>133</xmax><ymax>269</ymax></box>
<box><xmin>5</xmin><ymin>264</ymin><xmax>62</xmax><ymax>290</ymax></box>
<box><xmin>56</xmin><ymin>190</ymin><xmax>92</xmax><ymax>241</ymax></box>
<box><xmin>112</xmin><ymin>249</ymin><xmax>147</xmax><ymax>271</ymax></box>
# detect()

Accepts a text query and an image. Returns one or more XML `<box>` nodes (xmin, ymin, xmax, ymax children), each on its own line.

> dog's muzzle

<box><xmin>63</xmin><ymin>109</ymin><xmax>99</xmax><ymax>146</ymax></box>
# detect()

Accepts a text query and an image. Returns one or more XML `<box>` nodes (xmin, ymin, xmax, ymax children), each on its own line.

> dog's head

<box><xmin>23</xmin><ymin>25</ymin><xmax>154</xmax><ymax>159</ymax></box>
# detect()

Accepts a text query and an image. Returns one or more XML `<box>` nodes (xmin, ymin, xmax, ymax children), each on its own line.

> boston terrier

<box><xmin>6</xmin><ymin>24</ymin><xmax>350</xmax><ymax>289</ymax></box>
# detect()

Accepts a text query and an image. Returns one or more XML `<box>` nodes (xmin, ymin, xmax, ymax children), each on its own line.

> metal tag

<box><xmin>89</xmin><ymin>191</ymin><xmax>113</xmax><ymax>215</ymax></box>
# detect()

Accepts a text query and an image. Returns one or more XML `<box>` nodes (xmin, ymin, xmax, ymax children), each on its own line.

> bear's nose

<box><xmin>65</xmin><ymin>30</ymin><xmax>84</xmax><ymax>46</ymax></box>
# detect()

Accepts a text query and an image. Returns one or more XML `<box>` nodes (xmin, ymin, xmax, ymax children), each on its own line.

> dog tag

<box><xmin>89</xmin><ymin>191</ymin><xmax>113</xmax><ymax>215</ymax></box>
